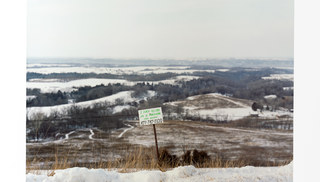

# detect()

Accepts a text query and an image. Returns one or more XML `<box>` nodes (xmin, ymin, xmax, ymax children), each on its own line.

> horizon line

<box><xmin>26</xmin><ymin>56</ymin><xmax>294</xmax><ymax>61</ymax></box>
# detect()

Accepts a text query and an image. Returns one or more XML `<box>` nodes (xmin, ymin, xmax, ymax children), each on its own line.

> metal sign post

<box><xmin>153</xmin><ymin>124</ymin><xmax>160</xmax><ymax>160</ymax></box>
<box><xmin>138</xmin><ymin>107</ymin><xmax>163</xmax><ymax>162</ymax></box>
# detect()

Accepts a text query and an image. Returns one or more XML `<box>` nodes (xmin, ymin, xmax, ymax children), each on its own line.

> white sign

<box><xmin>138</xmin><ymin>107</ymin><xmax>163</xmax><ymax>125</ymax></box>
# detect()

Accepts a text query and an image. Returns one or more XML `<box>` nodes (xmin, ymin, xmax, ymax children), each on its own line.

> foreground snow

<box><xmin>26</xmin><ymin>163</ymin><xmax>292</xmax><ymax>182</ymax></box>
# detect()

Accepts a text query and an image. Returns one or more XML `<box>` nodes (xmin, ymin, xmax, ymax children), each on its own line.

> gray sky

<box><xmin>27</xmin><ymin>0</ymin><xmax>293</xmax><ymax>59</ymax></box>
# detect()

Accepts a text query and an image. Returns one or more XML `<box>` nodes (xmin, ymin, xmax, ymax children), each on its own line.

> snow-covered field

<box><xmin>27</xmin><ymin>76</ymin><xmax>201</xmax><ymax>93</ymax></box>
<box><xmin>27</xmin><ymin>66</ymin><xmax>215</xmax><ymax>75</ymax></box>
<box><xmin>165</xmin><ymin>93</ymin><xmax>292</xmax><ymax>121</ymax></box>
<box><xmin>27</xmin><ymin>91</ymin><xmax>155</xmax><ymax>119</ymax></box>
<box><xmin>27</xmin><ymin>63</ymin><xmax>73</xmax><ymax>68</ymax></box>
<box><xmin>27</xmin><ymin>78</ymin><xmax>134</xmax><ymax>93</ymax></box>
<box><xmin>145</xmin><ymin>75</ymin><xmax>201</xmax><ymax>85</ymax></box>
<box><xmin>262</xmin><ymin>74</ymin><xmax>293</xmax><ymax>81</ymax></box>
<box><xmin>216</xmin><ymin>69</ymin><xmax>229</xmax><ymax>72</ymax></box>
<box><xmin>264</xmin><ymin>95</ymin><xmax>277</xmax><ymax>99</ymax></box>
<box><xmin>283</xmin><ymin>87</ymin><xmax>294</xmax><ymax>91</ymax></box>
<box><xmin>191</xmin><ymin>108</ymin><xmax>253</xmax><ymax>121</ymax></box>
<box><xmin>26</xmin><ymin>163</ymin><xmax>292</xmax><ymax>182</ymax></box>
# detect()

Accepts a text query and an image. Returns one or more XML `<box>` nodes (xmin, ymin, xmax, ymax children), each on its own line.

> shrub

<box><xmin>192</xmin><ymin>149</ymin><xmax>210</xmax><ymax>166</ymax></box>
<box><xmin>159</xmin><ymin>149</ymin><xmax>179</xmax><ymax>167</ymax></box>
<box><xmin>181</xmin><ymin>150</ymin><xmax>192</xmax><ymax>165</ymax></box>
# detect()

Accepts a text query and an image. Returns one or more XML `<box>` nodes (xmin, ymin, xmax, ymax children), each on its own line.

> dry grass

<box><xmin>26</xmin><ymin>145</ymin><xmax>292</xmax><ymax>175</ymax></box>
<box><xmin>26</xmin><ymin>120</ymin><xmax>293</xmax><ymax>175</ymax></box>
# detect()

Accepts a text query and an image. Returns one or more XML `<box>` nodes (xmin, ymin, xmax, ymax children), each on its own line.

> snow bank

<box><xmin>26</xmin><ymin>163</ymin><xmax>292</xmax><ymax>182</ymax></box>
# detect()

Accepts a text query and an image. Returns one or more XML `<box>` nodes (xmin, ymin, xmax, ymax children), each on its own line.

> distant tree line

<box><xmin>27</xmin><ymin>89</ymin><xmax>68</xmax><ymax>107</ymax></box>
<box><xmin>71</xmin><ymin>83</ymin><xmax>131</xmax><ymax>102</ymax></box>
<box><xmin>27</xmin><ymin>72</ymin><xmax>178</xmax><ymax>82</ymax></box>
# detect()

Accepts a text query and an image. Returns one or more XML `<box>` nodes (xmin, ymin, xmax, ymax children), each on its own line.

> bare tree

<box><xmin>29</xmin><ymin>112</ymin><xmax>46</xmax><ymax>141</ymax></box>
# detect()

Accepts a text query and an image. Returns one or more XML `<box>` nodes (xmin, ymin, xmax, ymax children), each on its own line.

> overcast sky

<box><xmin>27</xmin><ymin>0</ymin><xmax>293</xmax><ymax>59</ymax></box>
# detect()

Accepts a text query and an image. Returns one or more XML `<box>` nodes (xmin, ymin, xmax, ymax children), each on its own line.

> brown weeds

<box><xmin>27</xmin><ymin>146</ymin><xmax>292</xmax><ymax>175</ymax></box>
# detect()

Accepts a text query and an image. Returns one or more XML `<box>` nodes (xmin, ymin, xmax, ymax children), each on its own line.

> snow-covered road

<box><xmin>65</xmin><ymin>131</ymin><xmax>75</xmax><ymax>139</ymax></box>
<box><xmin>89</xmin><ymin>129</ymin><xmax>94</xmax><ymax>139</ymax></box>
<box><xmin>118</xmin><ymin>124</ymin><xmax>134</xmax><ymax>138</ymax></box>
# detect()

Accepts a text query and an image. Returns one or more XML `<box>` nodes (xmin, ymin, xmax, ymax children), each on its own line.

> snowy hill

<box><xmin>26</xmin><ymin>163</ymin><xmax>292</xmax><ymax>182</ymax></box>
<box><xmin>165</xmin><ymin>93</ymin><xmax>292</xmax><ymax>121</ymax></box>
<box><xmin>27</xmin><ymin>91</ymin><xmax>155</xmax><ymax>119</ymax></box>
